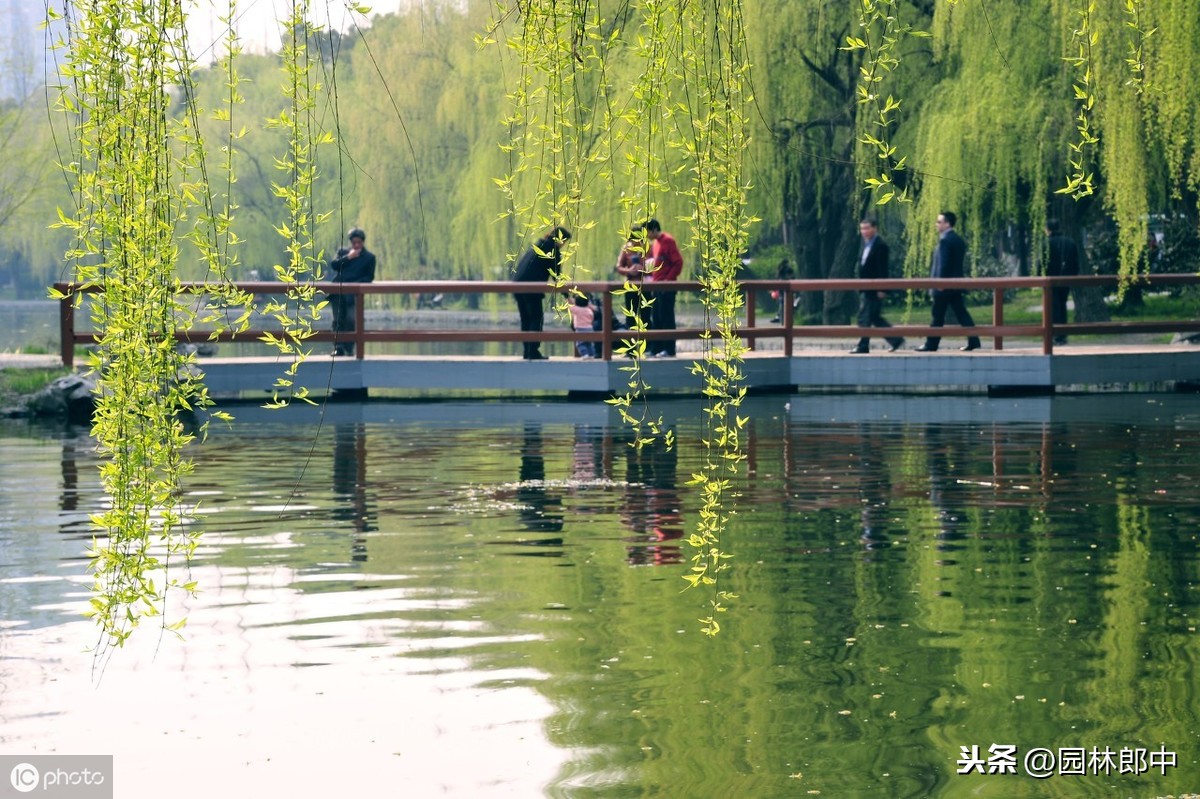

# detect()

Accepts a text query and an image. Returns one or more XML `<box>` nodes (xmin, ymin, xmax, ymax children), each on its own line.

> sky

<box><xmin>184</xmin><ymin>0</ymin><xmax>408</xmax><ymax>60</ymax></box>
<box><xmin>0</xmin><ymin>1</ymin><xmax>411</xmax><ymax>97</ymax></box>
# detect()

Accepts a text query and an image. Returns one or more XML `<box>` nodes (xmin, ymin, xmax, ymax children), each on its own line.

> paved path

<box><xmin>184</xmin><ymin>342</ymin><xmax>1200</xmax><ymax>398</ymax></box>
<box><xmin>6</xmin><ymin>341</ymin><xmax>1200</xmax><ymax>398</ymax></box>
<box><xmin>0</xmin><ymin>353</ymin><xmax>65</xmax><ymax>369</ymax></box>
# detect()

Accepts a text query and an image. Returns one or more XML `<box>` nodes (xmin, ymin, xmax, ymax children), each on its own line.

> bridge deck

<box><xmin>194</xmin><ymin>343</ymin><xmax>1200</xmax><ymax>397</ymax></box>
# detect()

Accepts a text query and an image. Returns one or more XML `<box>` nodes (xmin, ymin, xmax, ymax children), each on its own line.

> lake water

<box><xmin>2</xmin><ymin>395</ymin><xmax>1199</xmax><ymax>797</ymax></box>
<box><xmin>0</xmin><ymin>301</ymin><xmax>59</xmax><ymax>353</ymax></box>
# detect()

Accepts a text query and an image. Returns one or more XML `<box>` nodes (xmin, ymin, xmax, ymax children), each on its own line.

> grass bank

<box><xmin>0</xmin><ymin>367</ymin><xmax>71</xmax><ymax>408</ymax></box>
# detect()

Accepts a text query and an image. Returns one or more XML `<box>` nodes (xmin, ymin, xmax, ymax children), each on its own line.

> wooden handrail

<box><xmin>53</xmin><ymin>274</ymin><xmax>1200</xmax><ymax>367</ymax></box>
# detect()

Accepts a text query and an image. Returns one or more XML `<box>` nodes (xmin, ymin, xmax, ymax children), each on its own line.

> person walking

<box><xmin>643</xmin><ymin>218</ymin><xmax>683</xmax><ymax>357</ymax></box>
<box><xmin>513</xmin><ymin>226</ymin><xmax>571</xmax><ymax>360</ymax></box>
<box><xmin>915</xmin><ymin>211</ymin><xmax>980</xmax><ymax>352</ymax></box>
<box><xmin>849</xmin><ymin>217</ymin><xmax>904</xmax><ymax>354</ymax></box>
<box><xmin>329</xmin><ymin>227</ymin><xmax>377</xmax><ymax>356</ymax></box>
<box><xmin>1045</xmin><ymin>219</ymin><xmax>1080</xmax><ymax>345</ymax></box>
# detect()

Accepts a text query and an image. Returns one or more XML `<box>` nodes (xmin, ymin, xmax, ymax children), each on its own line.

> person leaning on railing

<box><xmin>513</xmin><ymin>226</ymin><xmax>571</xmax><ymax>360</ymax></box>
<box><xmin>329</xmin><ymin>226</ymin><xmax>377</xmax><ymax>357</ymax></box>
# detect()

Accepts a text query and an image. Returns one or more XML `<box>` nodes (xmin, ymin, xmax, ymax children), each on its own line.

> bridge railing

<box><xmin>53</xmin><ymin>274</ymin><xmax>1200</xmax><ymax>367</ymax></box>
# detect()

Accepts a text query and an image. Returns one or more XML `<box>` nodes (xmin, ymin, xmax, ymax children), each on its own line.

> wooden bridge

<box><xmin>53</xmin><ymin>275</ymin><xmax>1200</xmax><ymax>398</ymax></box>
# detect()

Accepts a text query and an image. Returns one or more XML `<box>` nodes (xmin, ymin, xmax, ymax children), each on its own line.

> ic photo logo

<box><xmin>9</xmin><ymin>763</ymin><xmax>38</xmax><ymax>794</ymax></box>
<box><xmin>1</xmin><ymin>756</ymin><xmax>112</xmax><ymax>798</ymax></box>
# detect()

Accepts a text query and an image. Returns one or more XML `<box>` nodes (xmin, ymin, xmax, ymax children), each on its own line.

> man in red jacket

<box><xmin>643</xmin><ymin>218</ymin><xmax>683</xmax><ymax>357</ymax></box>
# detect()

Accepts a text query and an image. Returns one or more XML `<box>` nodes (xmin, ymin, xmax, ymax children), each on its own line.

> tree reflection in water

<box><xmin>8</xmin><ymin>398</ymin><xmax>1200</xmax><ymax>797</ymax></box>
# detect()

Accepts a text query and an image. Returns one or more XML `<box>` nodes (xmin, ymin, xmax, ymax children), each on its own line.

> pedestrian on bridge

<box><xmin>1045</xmin><ymin>219</ymin><xmax>1080</xmax><ymax>345</ymax></box>
<box><xmin>643</xmin><ymin>218</ymin><xmax>683</xmax><ymax>358</ymax></box>
<box><xmin>615</xmin><ymin>224</ymin><xmax>648</xmax><ymax>332</ymax></box>
<box><xmin>915</xmin><ymin>211</ymin><xmax>980</xmax><ymax>353</ymax></box>
<box><xmin>513</xmin><ymin>226</ymin><xmax>571</xmax><ymax>360</ymax></box>
<box><xmin>849</xmin><ymin>217</ymin><xmax>904</xmax><ymax>354</ymax></box>
<box><xmin>329</xmin><ymin>227</ymin><xmax>376</xmax><ymax>356</ymax></box>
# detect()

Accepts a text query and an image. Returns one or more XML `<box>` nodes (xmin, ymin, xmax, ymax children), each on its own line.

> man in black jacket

<box><xmin>513</xmin><ymin>226</ymin><xmax>571</xmax><ymax>360</ymax></box>
<box><xmin>330</xmin><ymin>227</ymin><xmax>377</xmax><ymax>356</ymax></box>
<box><xmin>850</xmin><ymin>217</ymin><xmax>904</xmax><ymax>354</ymax></box>
<box><xmin>1045</xmin><ymin>219</ymin><xmax>1080</xmax><ymax>344</ymax></box>
<box><xmin>916</xmin><ymin>211</ymin><xmax>981</xmax><ymax>352</ymax></box>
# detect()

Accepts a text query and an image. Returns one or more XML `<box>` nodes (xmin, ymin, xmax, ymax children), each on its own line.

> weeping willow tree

<box><xmin>738</xmin><ymin>0</ymin><xmax>1198</xmax><ymax>305</ymax></box>
<box><xmin>738</xmin><ymin>0</ymin><xmax>937</xmax><ymax>323</ymax></box>
<box><xmin>50</xmin><ymin>0</ymin><xmax>208</xmax><ymax>653</ymax></box>
<box><xmin>51</xmin><ymin>0</ymin><xmax>333</xmax><ymax>655</ymax></box>
<box><xmin>487</xmin><ymin>0</ymin><xmax>755</xmax><ymax>634</ymax></box>
<box><xmin>904</xmin><ymin>0</ymin><xmax>1199</xmax><ymax>281</ymax></box>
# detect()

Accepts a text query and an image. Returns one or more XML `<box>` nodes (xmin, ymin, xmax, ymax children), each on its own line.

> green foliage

<box><xmin>3</xmin><ymin>2</ymin><xmax>1197</xmax><ymax>297</ymax></box>
<box><xmin>1142</xmin><ymin>0</ymin><xmax>1200</xmax><ymax>204</ymax></box>
<box><xmin>258</xmin><ymin>3</ymin><xmax>329</xmax><ymax>407</ymax></box>
<box><xmin>493</xmin><ymin>1</ymin><xmax>756</xmax><ymax>633</ymax></box>
<box><xmin>0</xmin><ymin>367</ymin><xmax>71</xmax><ymax>404</ymax></box>
<box><xmin>1059</xmin><ymin>0</ymin><xmax>1099</xmax><ymax>199</ymax></box>
<box><xmin>1122</xmin><ymin>0</ymin><xmax>1154</xmax><ymax>93</ymax></box>
<box><xmin>842</xmin><ymin>0</ymin><xmax>924</xmax><ymax>204</ymax></box>
<box><xmin>182</xmin><ymin>2</ymin><xmax>257</xmax><ymax>353</ymax></box>
<box><xmin>51</xmin><ymin>0</ymin><xmax>337</xmax><ymax>652</ymax></box>
<box><xmin>675</xmin><ymin>2</ymin><xmax>755</xmax><ymax>635</ymax></box>
<box><xmin>53</xmin><ymin>0</ymin><xmax>209</xmax><ymax>651</ymax></box>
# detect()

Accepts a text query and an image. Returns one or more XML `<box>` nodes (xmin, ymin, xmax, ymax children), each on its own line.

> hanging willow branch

<box><xmin>51</xmin><ymin>0</ymin><xmax>208</xmax><ymax>651</ymax></box>
<box><xmin>1122</xmin><ymin>0</ymin><xmax>1155</xmax><ymax>94</ymax></box>
<box><xmin>259</xmin><ymin>0</ymin><xmax>332</xmax><ymax>407</ymax></box>
<box><xmin>49</xmin><ymin>0</ymin><xmax>336</xmax><ymax>653</ymax></box>
<box><xmin>842</xmin><ymin>0</ymin><xmax>924</xmax><ymax>205</ymax></box>
<box><xmin>1058</xmin><ymin>0</ymin><xmax>1099</xmax><ymax>199</ymax></box>
<box><xmin>675</xmin><ymin>1</ymin><xmax>755</xmax><ymax>636</ymax></box>
<box><xmin>491</xmin><ymin>0</ymin><xmax>756</xmax><ymax>633</ymax></box>
<box><xmin>185</xmin><ymin>0</ymin><xmax>256</xmax><ymax>344</ymax></box>
<box><xmin>486</xmin><ymin>1</ymin><xmax>593</xmax><ymax>262</ymax></box>
<box><xmin>603</xmin><ymin>0</ymin><xmax>674</xmax><ymax>449</ymax></box>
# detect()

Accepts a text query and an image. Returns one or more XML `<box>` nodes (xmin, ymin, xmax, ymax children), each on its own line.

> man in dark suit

<box><xmin>850</xmin><ymin>217</ymin><xmax>904</xmax><ymax>353</ymax></box>
<box><xmin>1045</xmin><ymin>219</ymin><xmax>1080</xmax><ymax>345</ymax></box>
<box><xmin>513</xmin><ymin>226</ymin><xmax>571</xmax><ymax>360</ymax></box>
<box><xmin>916</xmin><ymin>211</ymin><xmax>981</xmax><ymax>352</ymax></box>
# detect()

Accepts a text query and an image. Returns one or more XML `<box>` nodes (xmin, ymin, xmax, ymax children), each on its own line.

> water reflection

<box><xmin>2</xmin><ymin>397</ymin><xmax>1200</xmax><ymax>797</ymax></box>
<box><xmin>857</xmin><ymin>426</ymin><xmax>892</xmax><ymax>554</ymax></box>
<box><xmin>54</xmin><ymin>427</ymin><xmax>94</xmax><ymax>541</ymax></box>
<box><xmin>59</xmin><ymin>432</ymin><xmax>78</xmax><ymax>513</ymax></box>
<box><xmin>516</xmin><ymin>423</ymin><xmax>564</xmax><ymax>536</ymax></box>
<box><xmin>620</xmin><ymin>435</ymin><xmax>683</xmax><ymax>566</ymax></box>
<box><xmin>926</xmin><ymin>425</ymin><xmax>968</xmax><ymax>561</ymax></box>
<box><xmin>331</xmin><ymin>423</ymin><xmax>373</xmax><ymax>562</ymax></box>
<box><xmin>570</xmin><ymin>424</ymin><xmax>605</xmax><ymax>485</ymax></box>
